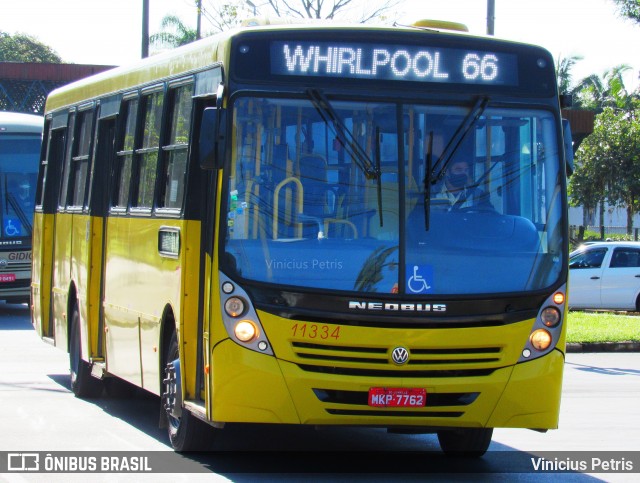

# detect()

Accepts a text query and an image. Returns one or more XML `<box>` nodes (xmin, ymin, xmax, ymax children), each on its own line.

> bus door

<box><xmin>49</xmin><ymin>111</ymin><xmax>77</xmax><ymax>347</ymax></box>
<box><xmin>84</xmin><ymin>105</ymin><xmax>118</xmax><ymax>360</ymax></box>
<box><xmin>53</xmin><ymin>107</ymin><xmax>96</xmax><ymax>353</ymax></box>
<box><xmin>33</xmin><ymin>116</ymin><xmax>66</xmax><ymax>338</ymax></box>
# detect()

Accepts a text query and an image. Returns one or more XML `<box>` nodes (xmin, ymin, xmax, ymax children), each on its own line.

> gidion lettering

<box><xmin>349</xmin><ymin>301</ymin><xmax>447</xmax><ymax>312</ymax></box>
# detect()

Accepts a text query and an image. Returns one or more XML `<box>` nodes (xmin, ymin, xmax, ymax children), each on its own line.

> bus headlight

<box><xmin>519</xmin><ymin>285</ymin><xmax>566</xmax><ymax>362</ymax></box>
<box><xmin>541</xmin><ymin>307</ymin><xmax>561</xmax><ymax>327</ymax></box>
<box><xmin>219</xmin><ymin>272</ymin><xmax>274</xmax><ymax>356</ymax></box>
<box><xmin>530</xmin><ymin>329</ymin><xmax>552</xmax><ymax>351</ymax></box>
<box><xmin>235</xmin><ymin>320</ymin><xmax>258</xmax><ymax>342</ymax></box>
<box><xmin>224</xmin><ymin>297</ymin><xmax>246</xmax><ymax>317</ymax></box>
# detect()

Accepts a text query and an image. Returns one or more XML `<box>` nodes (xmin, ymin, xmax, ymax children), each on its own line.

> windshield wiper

<box><xmin>375</xmin><ymin>127</ymin><xmax>383</xmax><ymax>227</ymax></box>
<box><xmin>307</xmin><ymin>88</ymin><xmax>383</xmax><ymax>227</ymax></box>
<box><xmin>428</xmin><ymin>96</ymin><xmax>489</xmax><ymax>185</ymax></box>
<box><xmin>306</xmin><ymin>88</ymin><xmax>380</xmax><ymax>181</ymax></box>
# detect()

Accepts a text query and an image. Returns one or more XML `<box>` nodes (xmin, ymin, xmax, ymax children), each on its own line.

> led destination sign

<box><xmin>270</xmin><ymin>41</ymin><xmax>518</xmax><ymax>86</ymax></box>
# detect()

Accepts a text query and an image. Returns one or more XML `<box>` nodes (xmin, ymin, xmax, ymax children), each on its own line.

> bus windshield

<box><xmin>222</xmin><ymin>95</ymin><xmax>564</xmax><ymax>295</ymax></box>
<box><xmin>0</xmin><ymin>134</ymin><xmax>40</xmax><ymax>239</ymax></box>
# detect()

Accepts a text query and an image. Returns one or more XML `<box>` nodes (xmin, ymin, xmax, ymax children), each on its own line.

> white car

<box><xmin>569</xmin><ymin>241</ymin><xmax>640</xmax><ymax>311</ymax></box>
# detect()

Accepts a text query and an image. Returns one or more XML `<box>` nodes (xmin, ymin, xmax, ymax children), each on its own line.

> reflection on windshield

<box><xmin>0</xmin><ymin>136</ymin><xmax>40</xmax><ymax>239</ymax></box>
<box><xmin>222</xmin><ymin>97</ymin><xmax>564</xmax><ymax>295</ymax></box>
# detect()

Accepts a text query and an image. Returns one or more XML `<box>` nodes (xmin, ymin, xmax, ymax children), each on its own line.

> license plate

<box><xmin>368</xmin><ymin>387</ymin><xmax>426</xmax><ymax>407</ymax></box>
<box><xmin>0</xmin><ymin>274</ymin><xmax>16</xmax><ymax>283</ymax></box>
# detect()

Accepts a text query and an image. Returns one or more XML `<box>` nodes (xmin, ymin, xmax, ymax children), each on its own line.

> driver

<box><xmin>431</xmin><ymin>159</ymin><xmax>493</xmax><ymax>211</ymax></box>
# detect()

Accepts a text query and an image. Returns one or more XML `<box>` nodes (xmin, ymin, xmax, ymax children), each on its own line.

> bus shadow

<box><xmin>48</xmin><ymin>373</ymin><xmax>169</xmax><ymax>446</ymax></box>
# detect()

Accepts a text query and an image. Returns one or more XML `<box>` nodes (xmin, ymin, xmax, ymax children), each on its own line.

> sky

<box><xmin>1</xmin><ymin>0</ymin><xmax>638</xmax><ymax>91</ymax></box>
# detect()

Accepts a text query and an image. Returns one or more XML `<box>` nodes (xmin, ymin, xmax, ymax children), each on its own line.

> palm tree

<box><xmin>150</xmin><ymin>15</ymin><xmax>198</xmax><ymax>50</ymax></box>
<box><xmin>556</xmin><ymin>54</ymin><xmax>583</xmax><ymax>95</ymax></box>
<box><xmin>574</xmin><ymin>64</ymin><xmax>633</xmax><ymax>111</ymax></box>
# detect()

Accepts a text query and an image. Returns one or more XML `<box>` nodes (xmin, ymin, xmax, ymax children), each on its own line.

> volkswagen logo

<box><xmin>0</xmin><ymin>259</ymin><xmax>7</xmax><ymax>268</ymax></box>
<box><xmin>391</xmin><ymin>346</ymin><xmax>409</xmax><ymax>365</ymax></box>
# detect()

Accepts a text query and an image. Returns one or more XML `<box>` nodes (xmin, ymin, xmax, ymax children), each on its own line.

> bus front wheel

<box><xmin>163</xmin><ymin>331</ymin><xmax>215</xmax><ymax>452</ymax></box>
<box><xmin>69</xmin><ymin>308</ymin><xmax>103</xmax><ymax>398</ymax></box>
<box><xmin>437</xmin><ymin>428</ymin><xmax>493</xmax><ymax>457</ymax></box>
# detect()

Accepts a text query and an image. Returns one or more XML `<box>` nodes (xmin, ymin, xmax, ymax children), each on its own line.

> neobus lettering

<box><xmin>282</xmin><ymin>44</ymin><xmax>449</xmax><ymax>79</ymax></box>
<box><xmin>349</xmin><ymin>301</ymin><xmax>446</xmax><ymax>312</ymax></box>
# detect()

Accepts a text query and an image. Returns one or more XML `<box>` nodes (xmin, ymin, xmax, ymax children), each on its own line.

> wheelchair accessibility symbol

<box><xmin>4</xmin><ymin>218</ymin><xmax>21</xmax><ymax>237</ymax></box>
<box><xmin>406</xmin><ymin>264</ymin><xmax>433</xmax><ymax>294</ymax></box>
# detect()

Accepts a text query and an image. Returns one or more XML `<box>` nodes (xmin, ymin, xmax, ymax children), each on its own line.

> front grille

<box><xmin>0</xmin><ymin>262</ymin><xmax>31</xmax><ymax>272</ymax></box>
<box><xmin>298</xmin><ymin>364</ymin><xmax>496</xmax><ymax>378</ymax></box>
<box><xmin>291</xmin><ymin>341</ymin><xmax>504</xmax><ymax>378</ymax></box>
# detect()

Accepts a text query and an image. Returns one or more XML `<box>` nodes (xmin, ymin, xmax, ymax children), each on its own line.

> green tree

<box><xmin>150</xmin><ymin>15</ymin><xmax>198</xmax><ymax>50</ymax></box>
<box><xmin>0</xmin><ymin>31</ymin><xmax>62</xmax><ymax>62</ymax></box>
<box><xmin>574</xmin><ymin>64</ymin><xmax>634</xmax><ymax>111</ymax></box>
<box><xmin>556</xmin><ymin>54</ymin><xmax>583</xmax><ymax>95</ymax></box>
<box><xmin>611</xmin><ymin>0</ymin><xmax>640</xmax><ymax>25</ymax></box>
<box><xmin>571</xmin><ymin>107</ymin><xmax>640</xmax><ymax>234</ymax></box>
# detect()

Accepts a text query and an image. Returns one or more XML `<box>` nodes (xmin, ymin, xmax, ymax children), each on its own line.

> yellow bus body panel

<box><xmin>31</xmin><ymin>211</ymin><xmax>53</xmax><ymax>337</ymax></box>
<box><xmin>103</xmin><ymin>216</ymin><xmax>201</xmax><ymax>396</ymax></box>
<box><xmin>51</xmin><ymin>212</ymin><xmax>73</xmax><ymax>349</ymax></box>
<box><xmin>487</xmin><ymin>349</ymin><xmax>564</xmax><ymax>428</ymax></box>
<box><xmin>210</xmin><ymin>312</ymin><xmax>564</xmax><ymax>429</ymax></box>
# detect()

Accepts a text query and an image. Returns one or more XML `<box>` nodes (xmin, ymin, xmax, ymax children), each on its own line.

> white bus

<box><xmin>0</xmin><ymin>111</ymin><xmax>43</xmax><ymax>303</ymax></box>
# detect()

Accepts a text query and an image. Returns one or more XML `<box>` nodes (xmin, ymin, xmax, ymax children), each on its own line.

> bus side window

<box><xmin>58</xmin><ymin>112</ymin><xmax>76</xmax><ymax>211</ymax></box>
<box><xmin>159</xmin><ymin>83</ymin><xmax>193</xmax><ymax>210</ymax></box>
<box><xmin>36</xmin><ymin>120</ymin><xmax>52</xmax><ymax>210</ymax></box>
<box><xmin>134</xmin><ymin>89</ymin><xmax>164</xmax><ymax>210</ymax></box>
<box><xmin>67</xmin><ymin>108</ymin><xmax>95</xmax><ymax>209</ymax></box>
<box><xmin>113</xmin><ymin>97</ymin><xmax>139</xmax><ymax>210</ymax></box>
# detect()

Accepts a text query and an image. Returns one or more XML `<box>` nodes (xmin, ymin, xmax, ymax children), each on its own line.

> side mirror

<box><xmin>562</xmin><ymin>119</ymin><xmax>574</xmax><ymax>176</ymax></box>
<box><xmin>199</xmin><ymin>84</ymin><xmax>226</xmax><ymax>170</ymax></box>
<box><xmin>198</xmin><ymin>107</ymin><xmax>219</xmax><ymax>169</ymax></box>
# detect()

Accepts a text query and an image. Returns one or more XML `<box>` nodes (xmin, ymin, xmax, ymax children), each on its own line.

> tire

<box><xmin>163</xmin><ymin>331</ymin><xmax>215</xmax><ymax>452</ymax></box>
<box><xmin>69</xmin><ymin>308</ymin><xmax>103</xmax><ymax>398</ymax></box>
<box><xmin>437</xmin><ymin>428</ymin><xmax>493</xmax><ymax>457</ymax></box>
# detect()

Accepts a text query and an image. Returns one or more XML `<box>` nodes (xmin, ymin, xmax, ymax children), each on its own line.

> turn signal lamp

<box><xmin>530</xmin><ymin>329</ymin><xmax>552</xmax><ymax>351</ymax></box>
<box><xmin>234</xmin><ymin>320</ymin><xmax>258</xmax><ymax>342</ymax></box>
<box><xmin>553</xmin><ymin>292</ymin><xmax>565</xmax><ymax>305</ymax></box>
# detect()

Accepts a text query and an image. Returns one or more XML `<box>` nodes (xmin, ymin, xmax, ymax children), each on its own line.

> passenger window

<box><xmin>114</xmin><ymin>98</ymin><xmax>138</xmax><ymax>209</ymax></box>
<box><xmin>68</xmin><ymin>109</ymin><xmax>94</xmax><ymax>208</ymax></box>
<box><xmin>159</xmin><ymin>83</ymin><xmax>192</xmax><ymax>209</ymax></box>
<box><xmin>58</xmin><ymin>113</ymin><xmax>76</xmax><ymax>209</ymax></box>
<box><xmin>134</xmin><ymin>90</ymin><xmax>164</xmax><ymax>209</ymax></box>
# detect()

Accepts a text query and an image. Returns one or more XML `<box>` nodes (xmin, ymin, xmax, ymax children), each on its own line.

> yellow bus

<box><xmin>32</xmin><ymin>19</ymin><xmax>572</xmax><ymax>455</ymax></box>
<box><xmin>1</xmin><ymin>111</ymin><xmax>43</xmax><ymax>304</ymax></box>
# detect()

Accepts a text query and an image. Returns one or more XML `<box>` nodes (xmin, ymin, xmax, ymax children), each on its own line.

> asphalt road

<box><xmin>1</xmin><ymin>301</ymin><xmax>639</xmax><ymax>482</ymax></box>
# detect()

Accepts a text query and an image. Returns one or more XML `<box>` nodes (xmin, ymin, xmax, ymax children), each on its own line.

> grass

<box><xmin>566</xmin><ymin>311</ymin><xmax>640</xmax><ymax>344</ymax></box>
